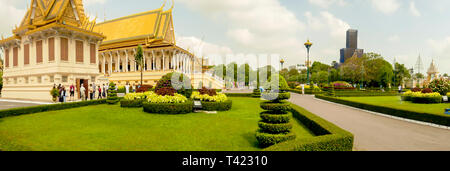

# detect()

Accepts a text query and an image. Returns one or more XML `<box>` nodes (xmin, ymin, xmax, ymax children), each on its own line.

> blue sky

<box><xmin>1</xmin><ymin>0</ymin><xmax>449</xmax><ymax>74</ymax></box>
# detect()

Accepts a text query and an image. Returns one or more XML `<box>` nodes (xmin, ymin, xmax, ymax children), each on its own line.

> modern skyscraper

<box><xmin>340</xmin><ymin>29</ymin><xmax>364</xmax><ymax>63</ymax></box>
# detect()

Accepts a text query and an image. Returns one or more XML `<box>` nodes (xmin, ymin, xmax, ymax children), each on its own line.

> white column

<box><xmin>109</xmin><ymin>53</ymin><xmax>113</xmax><ymax>75</ymax></box>
<box><xmin>102</xmin><ymin>53</ymin><xmax>106</xmax><ymax>74</ymax></box>
<box><xmin>151</xmin><ymin>50</ymin><xmax>156</xmax><ymax>71</ymax></box>
<box><xmin>125</xmin><ymin>50</ymin><xmax>129</xmax><ymax>72</ymax></box>
<box><xmin>161</xmin><ymin>50</ymin><xmax>165</xmax><ymax>71</ymax></box>
<box><xmin>117</xmin><ymin>51</ymin><xmax>121</xmax><ymax>72</ymax></box>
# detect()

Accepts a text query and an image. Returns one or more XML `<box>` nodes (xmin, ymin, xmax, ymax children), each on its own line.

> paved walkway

<box><xmin>0</xmin><ymin>99</ymin><xmax>51</xmax><ymax>110</ymax></box>
<box><xmin>289</xmin><ymin>93</ymin><xmax>450</xmax><ymax>151</ymax></box>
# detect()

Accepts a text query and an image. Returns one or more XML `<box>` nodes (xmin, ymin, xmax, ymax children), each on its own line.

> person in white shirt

<box><xmin>125</xmin><ymin>83</ymin><xmax>130</xmax><ymax>94</ymax></box>
<box><xmin>301</xmin><ymin>84</ymin><xmax>305</xmax><ymax>95</ymax></box>
<box><xmin>80</xmin><ymin>84</ymin><xmax>86</xmax><ymax>101</ymax></box>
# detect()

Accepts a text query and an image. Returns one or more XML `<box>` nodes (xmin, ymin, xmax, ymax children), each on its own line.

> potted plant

<box><xmin>50</xmin><ymin>88</ymin><xmax>59</xmax><ymax>102</ymax></box>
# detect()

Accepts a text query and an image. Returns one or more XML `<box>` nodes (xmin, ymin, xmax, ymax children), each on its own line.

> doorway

<box><xmin>76</xmin><ymin>79</ymin><xmax>89</xmax><ymax>99</ymax></box>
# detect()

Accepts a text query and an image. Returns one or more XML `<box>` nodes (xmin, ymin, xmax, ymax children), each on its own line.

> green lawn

<box><xmin>339</xmin><ymin>96</ymin><xmax>450</xmax><ymax>116</ymax></box>
<box><xmin>0</xmin><ymin>97</ymin><xmax>314</xmax><ymax>151</ymax></box>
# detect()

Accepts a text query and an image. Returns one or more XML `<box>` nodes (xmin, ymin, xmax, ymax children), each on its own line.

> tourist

<box><xmin>92</xmin><ymin>83</ymin><xmax>96</xmax><ymax>99</ymax></box>
<box><xmin>97</xmin><ymin>86</ymin><xmax>103</xmax><ymax>99</ymax></box>
<box><xmin>62</xmin><ymin>86</ymin><xmax>67</xmax><ymax>103</ymax></box>
<box><xmin>89</xmin><ymin>84</ymin><xmax>93</xmax><ymax>100</ymax></box>
<box><xmin>132</xmin><ymin>84</ymin><xmax>136</xmax><ymax>93</ymax></box>
<box><xmin>398</xmin><ymin>85</ymin><xmax>402</xmax><ymax>94</ymax></box>
<box><xmin>125</xmin><ymin>83</ymin><xmax>130</xmax><ymax>94</ymax></box>
<box><xmin>69</xmin><ymin>84</ymin><xmax>75</xmax><ymax>101</ymax></box>
<box><xmin>80</xmin><ymin>84</ymin><xmax>86</xmax><ymax>101</ymax></box>
<box><xmin>102</xmin><ymin>84</ymin><xmax>107</xmax><ymax>98</ymax></box>
<box><xmin>301</xmin><ymin>84</ymin><xmax>305</xmax><ymax>94</ymax></box>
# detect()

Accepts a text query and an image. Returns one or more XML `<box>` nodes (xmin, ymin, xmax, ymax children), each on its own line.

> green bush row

<box><xmin>201</xmin><ymin>100</ymin><xmax>233</xmax><ymax>111</ymax></box>
<box><xmin>411</xmin><ymin>96</ymin><xmax>442</xmax><ymax>104</ymax></box>
<box><xmin>261</xmin><ymin>92</ymin><xmax>291</xmax><ymax>101</ymax></box>
<box><xmin>288</xmin><ymin>89</ymin><xmax>322</xmax><ymax>95</ymax></box>
<box><xmin>143</xmin><ymin>101</ymin><xmax>194</xmax><ymax>114</ymax></box>
<box><xmin>0</xmin><ymin>100</ymin><xmax>107</xmax><ymax>119</ymax></box>
<box><xmin>315</xmin><ymin>95</ymin><xmax>450</xmax><ymax>127</ymax></box>
<box><xmin>258</xmin><ymin>122</ymin><xmax>292</xmax><ymax>134</ymax></box>
<box><xmin>256</xmin><ymin>131</ymin><xmax>296</xmax><ymax>148</ymax></box>
<box><xmin>260</xmin><ymin>113</ymin><xmax>290</xmax><ymax>123</ymax></box>
<box><xmin>120</xmin><ymin>99</ymin><xmax>145</xmax><ymax>108</ymax></box>
<box><xmin>260</xmin><ymin>101</ymin><xmax>291</xmax><ymax>112</ymax></box>
<box><xmin>264</xmin><ymin>102</ymin><xmax>354</xmax><ymax>151</ymax></box>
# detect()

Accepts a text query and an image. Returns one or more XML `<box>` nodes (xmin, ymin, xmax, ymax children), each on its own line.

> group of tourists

<box><xmin>54</xmin><ymin>83</ymin><xmax>109</xmax><ymax>102</ymax></box>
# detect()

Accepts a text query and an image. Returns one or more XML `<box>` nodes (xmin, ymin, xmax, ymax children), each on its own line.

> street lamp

<box><xmin>304</xmin><ymin>39</ymin><xmax>313</xmax><ymax>85</ymax></box>
<box><xmin>280</xmin><ymin>58</ymin><xmax>285</xmax><ymax>71</ymax></box>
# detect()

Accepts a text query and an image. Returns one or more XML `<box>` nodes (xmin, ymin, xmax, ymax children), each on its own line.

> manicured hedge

<box><xmin>264</xmin><ymin>103</ymin><xmax>354</xmax><ymax>151</ymax></box>
<box><xmin>316</xmin><ymin>95</ymin><xmax>450</xmax><ymax>127</ymax></box>
<box><xmin>256</xmin><ymin>132</ymin><xmax>296</xmax><ymax>148</ymax></box>
<box><xmin>258</xmin><ymin>122</ymin><xmax>293</xmax><ymax>134</ymax></box>
<box><xmin>201</xmin><ymin>100</ymin><xmax>232</xmax><ymax>111</ymax></box>
<box><xmin>143</xmin><ymin>101</ymin><xmax>194</xmax><ymax>114</ymax></box>
<box><xmin>0</xmin><ymin>100</ymin><xmax>107</xmax><ymax>119</ymax></box>
<box><xmin>260</xmin><ymin>112</ymin><xmax>291</xmax><ymax>123</ymax></box>
<box><xmin>120</xmin><ymin>99</ymin><xmax>145</xmax><ymax>108</ymax></box>
<box><xmin>261</xmin><ymin>92</ymin><xmax>291</xmax><ymax>101</ymax></box>
<box><xmin>411</xmin><ymin>96</ymin><xmax>442</xmax><ymax>104</ymax></box>
<box><xmin>260</xmin><ymin>101</ymin><xmax>291</xmax><ymax>112</ymax></box>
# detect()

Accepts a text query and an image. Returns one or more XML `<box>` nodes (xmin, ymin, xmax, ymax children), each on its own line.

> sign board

<box><xmin>194</xmin><ymin>101</ymin><xmax>202</xmax><ymax>109</ymax></box>
<box><xmin>443</xmin><ymin>96</ymin><xmax>448</xmax><ymax>102</ymax></box>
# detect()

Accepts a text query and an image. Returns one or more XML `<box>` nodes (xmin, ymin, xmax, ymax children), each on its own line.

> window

<box><xmin>76</xmin><ymin>40</ymin><xmax>84</xmax><ymax>63</ymax></box>
<box><xmin>62</xmin><ymin>76</ymin><xmax>68</xmax><ymax>83</ymax></box>
<box><xmin>91</xmin><ymin>76</ymin><xmax>96</xmax><ymax>83</ymax></box>
<box><xmin>37</xmin><ymin>76</ymin><xmax>42</xmax><ymax>84</ymax></box>
<box><xmin>60</xmin><ymin>38</ymin><xmax>68</xmax><ymax>61</ymax></box>
<box><xmin>24</xmin><ymin>44</ymin><xmax>30</xmax><ymax>65</ymax></box>
<box><xmin>13</xmin><ymin>47</ymin><xmax>18</xmax><ymax>67</ymax></box>
<box><xmin>5</xmin><ymin>49</ymin><xmax>9</xmax><ymax>68</ymax></box>
<box><xmin>36</xmin><ymin>40</ymin><xmax>43</xmax><ymax>63</ymax></box>
<box><xmin>24</xmin><ymin>77</ymin><xmax>28</xmax><ymax>84</ymax></box>
<box><xmin>90</xmin><ymin>43</ymin><xmax>96</xmax><ymax>64</ymax></box>
<box><xmin>50</xmin><ymin>76</ymin><xmax>54</xmax><ymax>83</ymax></box>
<box><xmin>48</xmin><ymin>38</ymin><xmax>55</xmax><ymax>61</ymax></box>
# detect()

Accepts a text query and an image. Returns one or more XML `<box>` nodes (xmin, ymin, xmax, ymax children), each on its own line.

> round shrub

<box><xmin>421</xmin><ymin>88</ymin><xmax>433</xmax><ymax>94</ymax></box>
<box><xmin>155</xmin><ymin>72</ymin><xmax>192</xmax><ymax>98</ymax></box>
<box><xmin>201</xmin><ymin>100</ymin><xmax>233</xmax><ymax>111</ymax></box>
<box><xmin>261</xmin><ymin>92</ymin><xmax>291</xmax><ymax>101</ymax></box>
<box><xmin>260</xmin><ymin>113</ymin><xmax>291</xmax><ymax>123</ymax></box>
<box><xmin>401</xmin><ymin>91</ymin><xmax>413</xmax><ymax>101</ymax></box>
<box><xmin>260</xmin><ymin>101</ymin><xmax>291</xmax><ymax>112</ymax></box>
<box><xmin>255</xmin><ymin>132</ymin><xmax>296</xmax><ymax>148</ymax></box>
<box><xmin>143</xmin><ymin>101</ymin><xmax>193</xmax><ymax>114</ymax></box>
<box><xmin>428</xmin><ymin>78</ymin><xmax>450</xmax><ymax>96</ymax></box>
<box><xmin>411</xmin><ymin>87</ymin><xmax>422</xmax><ymax>92</ymax></box>
<box><xmin>258</xmin><ymin>122</ymin><xmax>293</xmax><ymax>134</ymax></box>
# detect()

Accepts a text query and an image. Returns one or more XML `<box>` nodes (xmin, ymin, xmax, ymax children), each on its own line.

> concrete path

<box><xmin>289</xmin><ymin>93</ymin><xmax>450</xmax><ymax>151</ymax></box>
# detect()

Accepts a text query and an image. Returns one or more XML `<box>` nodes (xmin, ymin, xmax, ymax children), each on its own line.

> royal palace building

<box><xmin>0</xmin><ymin>0</ymin><xmax>223</xmax><ymax>101</ymax></box>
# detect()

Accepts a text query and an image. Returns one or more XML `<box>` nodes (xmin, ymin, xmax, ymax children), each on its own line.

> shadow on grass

<box><xmin>242</xmin><ymin>131</ymin><xmax>261</xmax><ymax>150</ymax></box>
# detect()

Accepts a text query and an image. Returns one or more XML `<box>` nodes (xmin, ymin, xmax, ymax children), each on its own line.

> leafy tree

<box><xmin>393</xmin><ymin>63</ymin><xmax>411</xmax><ymax>86</ymax></box>
<box><xmin>134</xmin><ymin>45</ymin><xmax>144</xmax><ymax>86</ymax></box>
<box><xmin>288</xmin><ymin>68</ymin><xmax>299</xmax><ymax>78</ymax></box>
<box><xmin>311</xmin><ymin>71</ymin><xmax>329</xmax><ymax>85</ymax></box>
<box><xmin>311</xmin><ymin>61</ymin><xmax>331</xmax><ymax>73</ymax></box>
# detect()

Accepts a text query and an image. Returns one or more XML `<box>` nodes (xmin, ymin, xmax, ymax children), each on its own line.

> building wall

<box><xmin>2</xmin><ymin>36</ymin><xmax>101</xmax><ymax>101</ymax></box>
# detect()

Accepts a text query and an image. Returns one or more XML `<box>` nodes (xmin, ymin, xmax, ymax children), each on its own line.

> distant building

<box><xmin>340</xmin><ymin>29</ymin><xmax>364</xmax><ymax>63</ymax></box>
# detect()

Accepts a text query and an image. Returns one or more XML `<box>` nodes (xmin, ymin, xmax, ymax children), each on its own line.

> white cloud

<box><xmin>178</xmin><ymin>0</ymin><xmax>306</xmax><ymax>65</ymax></box>
<box><xmin>304</xmin><ymin>11</ymin><xmax>350</xmax><ymax>39</ymax></box>
<box><xmin>388</xmin><ymin>35</ymin><xmax>400</xmax><ymax>42</ymax></box>
<box><xmin>308</xmin><ymin>0</ymin><xmax>347</xmax><ymax>8</ymax></box>
<box><xmin>176</xmin><ymin>35</ymin><xmax>233</xmax><ymax>60</ymax></box>
<box><xmin>426</xmin><ymin>37</ymin><xmax>450</xmax><ymax>74</ymax></box>
<box><xmin>370</xmin><ymin>0</ymin><xmax>400</xmax><ymax>14</ymax></box>
<box><xmin>409</xmin><ymin>1</ymin><xmax>421</xmax><ymax>17</ymax></box>
<box><xmin>0</xmin><ymin>0</ymin><xmax>26</xmax><ymax>37</ymax></box>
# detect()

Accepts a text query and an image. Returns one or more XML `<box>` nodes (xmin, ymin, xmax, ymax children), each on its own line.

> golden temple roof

<box><xmin>0</xmin><ymin>0</ymin><xmax>102</xmax><ymax>45</ymax></box>
<box><xmin>94</xmin><ymin>2</ymin><xmax>176</xmax><ymax>50</ymax></box>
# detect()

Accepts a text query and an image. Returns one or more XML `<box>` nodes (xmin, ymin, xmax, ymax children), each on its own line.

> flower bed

<box><xmin>402</xmin><ymin>91</ymin><xmax>443</xmax><ymax>104</ymax></box>
<box><xmin>120</xmin><ymin>93</ymin><xmax>147</xmax><ymax>108</ymax></box>
<box><xmin>141</xmin><ymin>91</ymin><xmax>193</xmax><ymax>114</ymax></box>
<box><xmin>191</xmin><ymin>89</ymin><xmax>232</xmax><ymax>111</ymax></box>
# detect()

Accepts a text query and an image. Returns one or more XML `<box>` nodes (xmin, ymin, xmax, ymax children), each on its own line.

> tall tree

<box><xmin>393</xmin><ymin>63</ymin><xmax>411</xmax><ymax>86</ymax></box>
<box><xmin>134</xmin><ymin>45</ymin><xmax>144</xmax><ymax>86</ymax></box>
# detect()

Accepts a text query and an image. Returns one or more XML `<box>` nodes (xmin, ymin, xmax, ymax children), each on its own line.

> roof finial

<box><xmin>161</xmin><ymin>0</ymin><xmax>167</xmax><ymax>9</ymax></box>
<box><xmin>170</xmin><ymin>0</ymin><xmax>174</xmax><ymax>10</ymax></box>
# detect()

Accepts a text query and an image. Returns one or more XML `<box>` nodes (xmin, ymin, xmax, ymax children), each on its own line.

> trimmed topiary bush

<box><xmin>252</xmin><ymin>89</ymin><xmax>261</xmax><ymax>98</ymax></box>
<box><xmin>201</xmin><ymin>100</ymin><xmax>233</xmax><ymax>111</ymax></box>
<box><xmin>257</xmin><ymin>74</ymin><xmax>295</xmax><ymax>147</ymax></box>
<box><xmin>107</xmin><ymin>82</ymin><xmax>119</xmax><ymax>104</ymax></box>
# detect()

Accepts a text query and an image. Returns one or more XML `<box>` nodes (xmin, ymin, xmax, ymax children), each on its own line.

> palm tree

<box><xmin>135</xmin><ymin>45</ymin><xmax>144</xmax><ymax>86</ymax></box>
